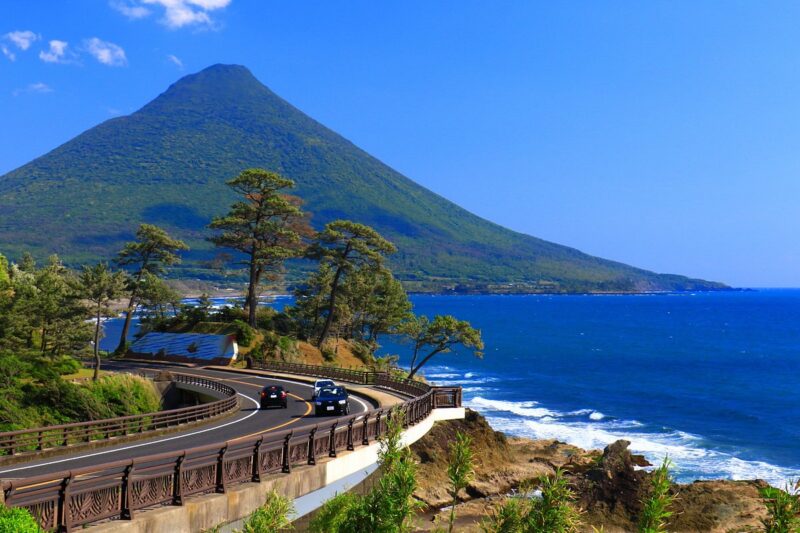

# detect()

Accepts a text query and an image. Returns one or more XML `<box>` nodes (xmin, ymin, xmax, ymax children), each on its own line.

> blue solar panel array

<box><xmin>129</xmin><ymin>332</ymin><xmax>237</xmax><ymax>363</ymax></box>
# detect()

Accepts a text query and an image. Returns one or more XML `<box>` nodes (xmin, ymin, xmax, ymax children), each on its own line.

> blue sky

<box><xmin>1</xmin><ymin>1</ymin><xmax>798</xmax><ymax>287</ymax></box>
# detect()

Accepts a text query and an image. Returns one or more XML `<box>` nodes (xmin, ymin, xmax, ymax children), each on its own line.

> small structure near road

<box><xmin>128</xmin><ymin>332</ymin><xmax>238</xmax><ymax>365</ymax></box>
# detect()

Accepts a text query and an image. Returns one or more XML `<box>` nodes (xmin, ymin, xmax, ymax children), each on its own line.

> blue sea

<box><xmin>103</xmin><ymin>290</ymin><xmax>800</xmax><ymax>484</ymax></box>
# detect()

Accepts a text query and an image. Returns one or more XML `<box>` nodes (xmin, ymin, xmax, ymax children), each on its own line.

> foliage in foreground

<box><xmin>760</xmin><ymin>479</ymin><xmax>800</xmax><ymax>533</ymax></box>
<box><xmin>480</xmin><ymin>469</ymin><xmax>582</xmax><ymax>533</ymax></box>
<box><xmin>237</xmin><ymin>490</ymin><xmax>295</xmax><ymax>532</ymax></box>
<box><xmin>446</xmin><ymin>431</ymin><xmax>476</xmax><ymax>533</ymax></box>
<box><xmin>0</xmin><ymin>504</ymin><xmax>40</xmax><ymax>533</ymax></box>
<box><xmin>638</xmin><ymin>456</ymin><xmax>675</xmax><ymax>533</ymax></box>
<box><xmin>310</xmin><ymin>409</ymin><xmax>420</xmax><ymax>533</ymax></box>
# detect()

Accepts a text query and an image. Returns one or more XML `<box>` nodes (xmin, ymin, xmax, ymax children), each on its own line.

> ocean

<box><xmin>102</xmin><ymin>290</ymin><xmax>800</xmax><ymax>485</ymax></box>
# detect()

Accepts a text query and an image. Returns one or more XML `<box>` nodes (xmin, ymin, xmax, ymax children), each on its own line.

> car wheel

<box><xmin>282</xmin><ymin>402</ymin><xmax>287</xmax><ymax>408</ymax></box>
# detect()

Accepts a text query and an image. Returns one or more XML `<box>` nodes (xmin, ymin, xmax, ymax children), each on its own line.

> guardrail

<box><xmin>0</xmin><ymin>374</ymin><xmax>238</xmax><ymax>459</ymax></box>
<box><xmin>250</xmin><ymin>360</ymin><xmax>432</xmax><ymax>397</ymax></box>
<box><xmin>2</xmin><ymin>363</ymin><xmax>461</xmax><ymax>532</ymax></box>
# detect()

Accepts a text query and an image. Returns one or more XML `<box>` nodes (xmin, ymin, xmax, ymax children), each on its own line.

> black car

<box><xmin>314</xmin><ymin>386</ymin><xmax>349</xmax><ymax>416</ymax></box>
<box><xmin>260</xmin><ymin>385</ymin><xmax>288</xmax><ymax>409</ymax></box>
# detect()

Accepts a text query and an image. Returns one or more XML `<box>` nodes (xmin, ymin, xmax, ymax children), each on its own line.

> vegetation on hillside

<box><xmin>0</xmin><ymin>64</ymin><xmax>727</xmax><ymax>293</ymax></box>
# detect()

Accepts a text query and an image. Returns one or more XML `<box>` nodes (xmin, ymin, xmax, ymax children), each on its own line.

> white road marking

<box><xmin>0</xmin><ymin>392</ymin><xmax>260</xmax><ymax>475</ymax></box>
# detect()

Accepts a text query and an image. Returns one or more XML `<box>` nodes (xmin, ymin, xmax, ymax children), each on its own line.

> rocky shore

<box><xmin>410</xmin><ymin>409</ymin><xmax>768</xmax><ymax>532</ymax></box>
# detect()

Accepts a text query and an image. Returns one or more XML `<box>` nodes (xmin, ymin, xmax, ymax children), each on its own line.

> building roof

<box><xmin>129</xmin><ymin>332</ymin><xmax>238</xmax><ymax>364</ymax></box>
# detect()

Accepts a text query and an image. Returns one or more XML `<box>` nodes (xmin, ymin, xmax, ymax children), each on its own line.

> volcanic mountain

<box><xmin>0</xmin><ymin>64</ymin><xmax>725</xmax><ymax>292</ymax></box>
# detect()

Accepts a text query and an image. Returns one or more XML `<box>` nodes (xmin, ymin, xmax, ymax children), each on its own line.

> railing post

<box><xmin>361</xmin><ymin>413</ymin><xmax>370</xmax><ymax>445</ymax></box>
<box><xmin>8</xmin><ymin>435</ymin><xmax>14</xmax><ymax>455</ymax></box>
<box><xmin>347</xmin><ymin>417</ymin><xmax>355</xmax><ymax>451</ymax></box>
<box><xmin>282</xmin><ymin>432</ymin><xmax>292</xmax><ymax>473</ymax></box>
<box><xmin>252</xmin><ymin>437</ymin><xmax>263</xmax><ymax>482</ymax></box>
<box><xmin>307</xmin><ymin>427</ymin><xmax>317</xmax><ymax>466</ymax></box>
<box><xmin>216</xmin><ymin>445</ymin><xmax>228</xmax><ymax>493</ymax></box>
<box><xmin>121</xmin><ymin>461</ymin><xmax>135</xmax><ymax>520</ymax></box>
<box><xmin>37</xmin><ymin>431</ymin><xmax>43</xmax><ymax>451</ymax></box>
<box><xmin>375</xmin><ymin>411</ymin><xmax>383</xmax><ymax>439</ymax></box>
<box><xmin>56</xmin><ymin>472</ymin><xmax>73</xmax><ymax>533</ymax></box>
<box><xmin>328</xmin><ymin>422</ymin><xmax>337</xmax><ymax>458</ymax></box>
<box><xmin>173</xmin><ymin>453</ymin><xmax>185</xmax><ymax>505</ymax></box>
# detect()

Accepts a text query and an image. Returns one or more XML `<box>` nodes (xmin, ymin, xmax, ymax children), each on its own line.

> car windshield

<box><xmin>320</xmin><ymin>387</ymin><xmax>345</xmax><ymax>397</ymax></box>
<box><xmin>317</xmin><ymin>380</ymin><xmax>334</xmax><ymax>387</ymax></box>
<box><xmin>265</xmin><ymin>386</ymin><xmax>281</xmax><ymax>392</ymax></box>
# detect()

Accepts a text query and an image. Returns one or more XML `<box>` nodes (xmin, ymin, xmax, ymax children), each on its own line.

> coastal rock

<box><xmin>413</xmin><ymin>417</ymin><xmax>771</xmax><ymax>532</ymax></box>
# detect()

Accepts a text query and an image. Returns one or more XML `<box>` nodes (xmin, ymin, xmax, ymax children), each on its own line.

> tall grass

<box><xmin>638</xmin><ymin>456</ymin><xmax>675</xmax><ymax>533</ymax></box>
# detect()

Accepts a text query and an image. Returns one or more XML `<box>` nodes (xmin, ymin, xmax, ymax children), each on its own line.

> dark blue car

<box><xmin>314</xmin><ymin>386</ymin><xmax>349</xmax><ymax>416</ymax></box>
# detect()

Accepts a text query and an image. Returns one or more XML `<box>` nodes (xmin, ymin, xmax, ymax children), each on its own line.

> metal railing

<box><xmin>0</xmin><ymin>374</ymin><xmax>238</xmax><ymax>459</ymax></box>
<box><xmin>2</xmin><ymin>363</ymin><xmax>461</xmax><ymax>532</ymax></box>
<box><xmin>251</xmin><ymin>360</ymin><xmax>432</xmax><ymax>397</ymax></box>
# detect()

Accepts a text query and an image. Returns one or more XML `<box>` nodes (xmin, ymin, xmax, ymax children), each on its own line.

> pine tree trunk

<box><xmin>317</xmin><ymin>265</ymin><xmax>344</xmax><ymax>347</ymax></box>
<box><xmin>94</xmin><ymin>308</ymin><xmax>102</xmax><ymax>381</ymax></box>
<box><xmin>247</xmin><ymin>252</ymin><xmax>258</xmax><ymax>328</ymax></box>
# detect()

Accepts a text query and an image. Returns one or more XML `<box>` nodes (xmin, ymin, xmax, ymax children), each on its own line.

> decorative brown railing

<box><xmin>1</xmin><ymin>363</ymin><xmax>461</xmax><ymax>532</ymax></box>
<box><xmin>0</xmin><ymin>374</ymin><xmax>238</xmax><ymax>459</ymax></box>
<box><xmin>250</xmin><ymin>360</ymin><xmax>431</xmax><ymax>396</ymax></box>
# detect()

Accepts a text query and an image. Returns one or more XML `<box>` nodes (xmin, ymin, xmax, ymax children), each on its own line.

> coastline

<box><xmin>411</xmin><ymin>409</ymin><xmax>770</xmax><ymax>532</ymax></box>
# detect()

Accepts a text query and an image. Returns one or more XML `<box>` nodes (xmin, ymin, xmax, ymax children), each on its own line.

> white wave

<box><xmin>477</xmin><ymin>409</ymin><xmax>800</xmax><ymax>487</ymax></box>
<box><xmin>464</xmin><ymin>372</ymin><xmax>476</xmax><ymax>378</ymax></box>
<box><xmin>590</xmin><ymin>412</ymin><xmax>606</xmax><ymax>421</ymax></box>
<box><xmin>427</xmin><ymin>373</ymin><xmax>460</xmax><ymax>379</ymax></box>
<box><xmin>467</xmin><ymin>397</ymin><xmax>556</xmax><ymax>418</ymax></box>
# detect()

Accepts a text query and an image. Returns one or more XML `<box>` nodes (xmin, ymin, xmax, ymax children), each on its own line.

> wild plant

<box><xmin>638</xmin><ymin>456</ymin><xmax>675</xmax><ymax>533</ymax></box>
<box><xmin>760</xmin><ymin>479</ymin><xmax>800</xmax><ymax>533</ymax></box>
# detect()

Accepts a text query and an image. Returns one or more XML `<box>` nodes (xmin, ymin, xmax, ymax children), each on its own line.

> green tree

<box><xmin>17</xmin><ymin>255</ymin><xmax>91</xmax><ymax>357</ymax></box>
<box><xmin>136</xmin><ymin>272</ymin><xmax>182</xmax><ymax>331</ymax></box>
<box><xmin>307</xmin><ymin>220</ymin><xmax>396</xmax><ymax>347</ymax></box>
<box><xmin>291</xmin><ymin>263</ymin><xmax>334</xmax><ymax>341</ymax></box>
<box><xmin>209</xmin><ymin>169</ymin><xmax>309</xmax><ymax>328</ymax></box>
<box><xmin>114</xmin><ymin>224</ymin><xmax>188</xmax><ymax>353</ymax></box>
<box><xmin>77</xmin><ymin>263</ymin><xmax>127</xmax><ymax>380</ymax></box>
<box><xmin>446</xmin><ymin>431</ymin><xmax>475</xmax><ymax>533</ymax></box>
<box><xmin>401</xmin><ymin>314</ymin><xmax>484</xmax><ymax>379</ymax></box>
<box><xmin>638</xmin><ymin>457</ymin><xmax>675</xmax><ymax>533</ymax></box>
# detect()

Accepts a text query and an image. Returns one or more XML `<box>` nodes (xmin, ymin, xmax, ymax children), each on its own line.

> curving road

<box><xmin>0</xmin><ymin>361</ymin><xmax>374</xmax><ymax>480</ymax></box>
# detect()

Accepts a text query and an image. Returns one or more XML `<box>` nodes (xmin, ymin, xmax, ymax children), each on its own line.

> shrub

<box><xmin>233</xmin><ymin>320</ymin><xmax>256</xmax><ymax>347</ymax></box>
<box><xmin>0</xmin><ymin>504</ymin><xmax>42</xmax><ymax>532</ymax></box>
<box><xmin>52</xmin><ymin>355</ymin><xmax>82</xmax><ymax>376</ymax></box>
<box><xmin>760</xmin><ymin>480</ymin><xmax>800</xmax><ymax>533</ymax></box>
<box><xmin>638</xmin><ymin>457</ymin><xmax>675</xmax><ymax>533</ymax></box>
<box><xmin>239</xmin><ymin>490</ymin><xmax>294</xmax><ymax>532</ymax></box>
<box><xmin>350</xmin><ymin>342</ymin><xmax>374</xmax><ymax>366</ymax></box>
<box><xmin>321</xmin><ymin>345</ymin><xmax>336</xmax><ymax>362</ymax></box>
<box><xmin>84</xmin><ymin>374</ymin><xmax>161</xmax><ymax>417</ymax></box>
<box><xmin>480</xmin><ymin>469</ymin><xmax>582</xmax><ymax>533</ymax></box>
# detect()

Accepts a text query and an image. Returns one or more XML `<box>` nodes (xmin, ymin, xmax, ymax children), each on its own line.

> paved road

<box><xmin>0</xmin><ymin>361</ymin><xmax>373</xmax><ymax>479</ymax></box>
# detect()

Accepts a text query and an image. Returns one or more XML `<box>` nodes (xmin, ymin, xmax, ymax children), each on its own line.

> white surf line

<box><xmin>239</xmin><ymin>374</ymin><xmax>371</xmax><ymax>414</ymax></box>
<box><xmin>0</xmin><ymin>392</ymin><xmax>260</xmax><ymax>475</ymax></box>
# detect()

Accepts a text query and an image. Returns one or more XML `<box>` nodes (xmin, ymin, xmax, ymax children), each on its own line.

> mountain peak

<box><xmin>0</xmin><ymin>65</ymin><xmax>727</xmax><ymax>293</ymax></box>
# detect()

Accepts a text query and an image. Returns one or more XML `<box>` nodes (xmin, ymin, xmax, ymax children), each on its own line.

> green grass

<box><xmin>0</xmin><ymin>64</ymin><xmax>728</xmax><ymax>293</ymax></box>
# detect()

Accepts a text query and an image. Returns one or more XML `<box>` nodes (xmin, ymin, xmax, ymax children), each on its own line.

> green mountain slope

<box><xmin>0</xmin><ymin>64</ymin><xmax>726</xmax><ymax>292</ymax></box>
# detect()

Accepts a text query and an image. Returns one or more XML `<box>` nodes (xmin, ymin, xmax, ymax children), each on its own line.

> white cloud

<box><xmin>12</xmin><ymin>82</ymin><xmax>53</xmax><ymax>96</ymax></box>
<box><xmin>84</xmin><ymin>38</ymin><xmax>127</xmax><ymax>66</ymax></box>
<box><xmin>39</xmin><ymin>40</ymin><xmax>69</xmax><ymax>63</ymax></box>
<box><xmin>110</xmin><ymin>0</ymin><xmax>151</xmax><ymax>19</ymax></box>
<box><xmin>167</xmin><ymin>54</ymin><xmax>183</xmax><ymax>68</ymax></box>
<box><xmin>141</xmin><ymin>0</ymin><xmax>232</xmax><ymax>29</ymax></box>
<box><xmin>5</xmin><ymin>30</ymin><xmax>38</xmax><ymax>50</ymax></box>
<box><xmin>2</xmin><ymin>30</ymin><xmax>40</xmax><ymax>60</ymax></box>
